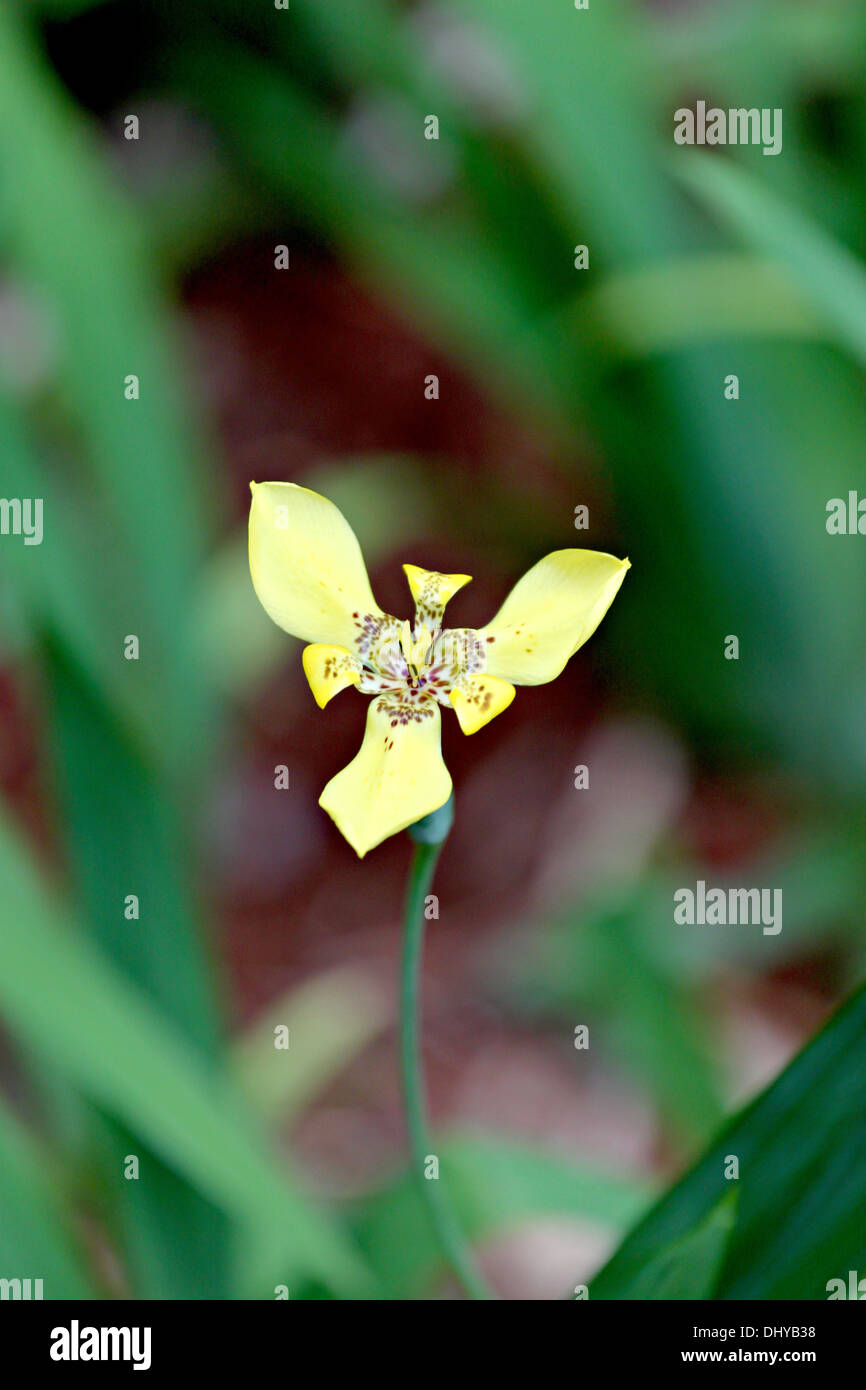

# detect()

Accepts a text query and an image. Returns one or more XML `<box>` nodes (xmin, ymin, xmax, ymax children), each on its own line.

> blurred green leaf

<box><xmin>651</xmin><ymin>828</ymin><xmax>866</xmax><ymax>978</ymax></box>
<box><xmin>599</xmin><ymin>912</ymin><xmax>724</xmax><ymax>1148</ymax></box>
<box><xmin>0</xmin><ymin>804</ymin><xmax>372</xmax><ymax>1297</ymax></box>
<box><xmin>0</xmin><ymin>7</ymin><xmax>232</xmax><ymax>1297</ymax></box>
<box><xmin>0</xmin><ymin>1098</ymin><xmax>95</xmax><ymax>1299</ymax></box>
<box><xmin>520</xmin><ymin>885</ymin><xmax>724</xmax><ymax>1147</ymax></box>
<box><xmin>0</xmin><ymin>388</ymin><xmax>169</xmax><ymax>763</ymax></box>
<box><xmin>674</xmin><ymin>152</ymin><xmax>866</xmax><ymax>369</ymax></box>
<box><xmin>175</xmin><ymin>38</ymin><xmax>581</xmax><ymax>424</ymax></box>
<box><xmin>581</xmin><ymin>254</ymin><xmax>823</xmax><ymax>356</ymax></box>
<box><xmin>194</xmin><ymin>533</ymin><xmax>288</xmax><ymax>697</ymax></box>
<box><xmin>44</xmin><ymin>647</ymin><xmax>221</xmax><ymax>1053</ymax></box>
<box><xmin>461</xmin><ymin>0</ymin><xmax>688</xmax><ymax>261</ymax></box>
<box><xmin>591</xmin><ymin>983</ymin><xmax>866</xmax><ymax>1299</ymax></box>
<box><xmin>95</xmin><ymin>1116</ymin><xmax>229</xmax><ymax>1301</ymax></box>
<box><xmin>643</xmin><ymin>1</ymin><xmax>866</xmax><ymax>101</ymax></box>
<box><xmin>8</xmin><ymin>0</ymin><xmax>866</xmax><ymax>1309</ymax></box>
<box><xmin>0</xmin><ymin>6</ymin><xmax>213</xmax><ymax>763</ymax></box>
<box><xmin>351</xmin><ymin>1134</ymin><xmax>653</xmax><ymax>1298</ymax></box>
<box><xmin>233</xmin><ymin>966</ymin><xmax>390</xmax><ymax>1127</ymax></box>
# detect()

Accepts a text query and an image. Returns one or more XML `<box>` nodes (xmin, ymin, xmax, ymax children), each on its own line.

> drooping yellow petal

<box><xmin>449</xmin><ymin>674</ymin><xmax>515</xmax><ymax>734</ymax></box>
<box><xmin>302</xmin><ymin>644</ymin><xmax>361</xmax><ymax>709</ymax></box>
<box><xmin>249</xmin><ymin>481</ymin><xmax>384</xmax><ymax>648</ymax></box>
<box><xmin>479</xmin><ymin>550</ymin><xmax>630</xmax><ymax>686</ymax></box>
<box><xmin>403</xmin><ymin>563</ymin><xmax>472</xmax><ymax>633</ymax></box>
<box><xmin>319</xmin><ymin>694</ymin><xmax>452</xmax><ymax>858</ymax></box>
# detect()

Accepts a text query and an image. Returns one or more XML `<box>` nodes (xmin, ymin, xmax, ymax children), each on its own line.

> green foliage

<box><xmin>592</xmin><ymin>985</ymin><xmax>866</xmax><ymax>1299</ymax></box>
<box><xmin>351</xmin><ymin>1136</ymin><xmax>654</xmax><ymax>1299</ymax></box>
<box><xmin>0</xmin><ymin>1098</ymin><xmax>95</xmax><ymax>1298</ymax></box>
<box><xmin>0</xmin><ymin>0</ymin><xmax>863</xmax><ymax>1301</ymax></box>
<box><xmin>0</xmin><ymin>807</ymin><xmax>370</xmax><ymax>1297</ymax></box>
<box><xmin>614</xmin><ymin>1195</ymin><xmax>737</xmax><ymax>1301</ymax></box>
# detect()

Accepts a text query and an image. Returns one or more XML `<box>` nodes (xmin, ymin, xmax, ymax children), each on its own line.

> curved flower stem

<box><xmin>401</xmin><ymin>837</ymin><xmax>494</xmax><ymax>1300</ymax></box>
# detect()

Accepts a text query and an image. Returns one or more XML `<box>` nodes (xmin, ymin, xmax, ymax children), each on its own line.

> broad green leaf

<box><xmin>621</xmin><ymin>1195</ymin><xmax>736</xmax><ymax>1301</ymax></box>
<box><xmin>591</xmin><ymin>984</ymin><xmax>866</xmax><ymax>1299</ymax></box>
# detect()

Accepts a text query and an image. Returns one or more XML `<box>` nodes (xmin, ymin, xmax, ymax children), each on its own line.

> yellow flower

<box><xmin>249</xmin><ymin>482</ymin><xmax>630</xmax><ymax>857</ymax></box>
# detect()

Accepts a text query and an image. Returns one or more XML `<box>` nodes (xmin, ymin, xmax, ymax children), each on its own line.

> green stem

<box><xmin>400</xmin><ymin>837</ymin><xmax>494</xmax><ymax>1300</ymax></box>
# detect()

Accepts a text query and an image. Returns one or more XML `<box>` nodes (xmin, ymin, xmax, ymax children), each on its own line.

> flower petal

<box><xmin>403</xmin><ymin>563</ymin><xmax>472</xmax><ymax>635</ymax></box>
<box><xmin>249</xmin><ymin>481</ymin><xmax>384</xmax><ymax>647</ymax></box>
<box><xmin>449</xmin><ymin>674</ymin><xmax>515</xmax><ymax>734</ymax></box>
<box><xmin>302</xmin><ymin>644</ymin><xmax>362</xmax><ymax>709</ymax></box>
<box><xmin>480</xmin><ymin>550</ymin><xmax>630</xmax><ymax>685</ymax></box>
<box><xmin>319</xmin><ymin>695</ymin><xmax>452</xmax><ymax>857</ymax></box>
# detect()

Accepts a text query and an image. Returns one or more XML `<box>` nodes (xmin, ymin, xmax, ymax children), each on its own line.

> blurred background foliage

<box><xmin>0</xmin><ymin>0</ymin><xmax>864</xmax><ymax>1298</ymax></box>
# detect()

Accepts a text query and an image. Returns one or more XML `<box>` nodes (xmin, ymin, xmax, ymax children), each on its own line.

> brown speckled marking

<box><xmin>377</xmin><ymin>692</ymin><xmax>437</xmax><ymax>726</ymax></box>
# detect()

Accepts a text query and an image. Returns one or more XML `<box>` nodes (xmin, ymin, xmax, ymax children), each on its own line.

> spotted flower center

<box><xmin>399</xmin><ymin>619</ymin><xmax>432</xmax><ymax>684</ymax></box>
<box><xmin>350</xmin><ymin>608</ymin><xmax>486</xmax><ymax>711</ymax></box>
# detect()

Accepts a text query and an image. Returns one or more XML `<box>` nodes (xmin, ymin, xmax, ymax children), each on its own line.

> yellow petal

<box><xmin>480</xmin><ymin>550</ymin><xmax>630</xmax><ymax>685</ymax></box>
<box><xmin>319</xmin><ymin>695</ymin><xmax>452</xmax><ymax>858</ymax></box>
<box><xmin>249</xmin><ymin>481</ymin><xmax>383</xmax><ymax>648</ymax></box>
<box><xmin>403</xmin><ymin>563</ymin><xmax>472</xmax><ymax>630</ymax></box>
<box><xmin>449</xmin><ymin>674</ymin><xmax>515</xmax><ymax>735</ymax></box>
<box><xmin>302</xmin><ymin>644</ymin><xmax>361</xmax><ymax>709</ymax></box>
